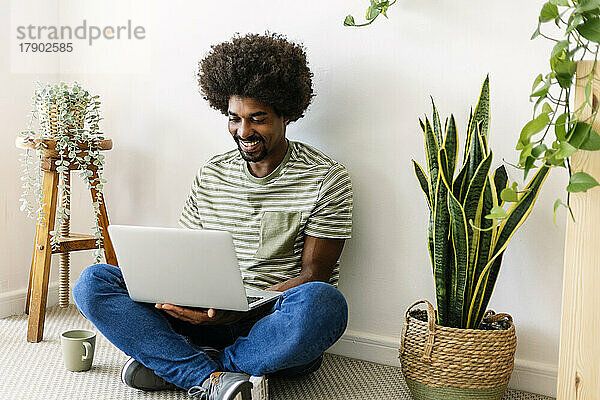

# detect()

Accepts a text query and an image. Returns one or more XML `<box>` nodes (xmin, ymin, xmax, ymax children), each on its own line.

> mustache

<box><xmin>234</xmin><ymin>135</ymin><xmax>263</xmax><ymax>143</ymax></box>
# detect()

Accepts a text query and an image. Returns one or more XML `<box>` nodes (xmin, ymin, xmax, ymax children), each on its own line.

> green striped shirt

<box><xmin>178</xmin><ymin>140</ymin><xmax>353</xmax><ymax>289</ymax></box>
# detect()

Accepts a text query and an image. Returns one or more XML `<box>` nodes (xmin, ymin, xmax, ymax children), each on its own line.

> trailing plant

<box><xmin>18</xmin><ymin>82</ymin><xmax>107</xmax><ymax>263</ymax></box>
<box><xmin>413</xmin><ymin>77</ymin><xmax>550</xmax><ymax>329</ymax></box>
<box><xmin>344</xmin><ymin>0</ymin><xmax>397</xmax><ymax>27</ymax></box>
<box><xmin>517</xmin><ymin>0</ymin><xmax>600</xmax><ymax>220</ymax></box>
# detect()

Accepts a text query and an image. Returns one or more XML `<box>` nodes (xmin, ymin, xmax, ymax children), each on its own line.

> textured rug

<box><xmin>0</xmin><ymin>305</ymin><xmax>554</xmax><ymax>400</ymax></box>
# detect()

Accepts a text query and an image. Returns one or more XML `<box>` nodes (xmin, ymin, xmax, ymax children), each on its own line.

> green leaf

<box><xmin>577</xmin><ymin>18</ymin><xmax>600</xmax><ymax>43</ymax></box>
<box><xmin>432</xmin><ymin>154</ymin><xmax>451</xmax><ymax>326</ymax></box>
<box><xmin>567</xmin><ymin>14</ymin><xmax>584</xmax><ymax>33</ymax></box>
<box><xmin>446</xmin><ymin>189</ymin><xmax>469</xmax><ymax>327</ymax></box>
<box><xmin>431</xmin><ymin>98</ymin><xmax>443</xmax><ymax>146</ymax></box>
<box><xmin>343</xmin><ymin>15</ymin><xmax>356</xmax><ymax>26</ymax></box>
<box><xmin>577</xmin><ymin>0</ymin><xmax>600</xmax><ymax>13</ymax></box>
<box><xmin>423</xmin><ymin>117</ymin><xmax>440</xmax><ymax>183</ymax></box>
<box><xmin>366</xmin><ymin>5</ymin><xmax>380</xmax><ymax>20</ymax></box>
<box><xmin>556</xmin><ymin>72</ymin><xmax>575</xmax><ymax>89</ymax></box>
<box><xmin>532</xmin><ymin>143</ymin><xmax>548</xmax><ymax>158</ymax></box>
<box><xmin>413</xmin><ymin>160</ymin><xmax>431</xmax><ymax>210</ymax></box>
<box><xmin>555</xmin><ymin>112</ymin><xmax>568</xmax><ymax>141</ymax></box>
<box><xmin>469</xmin><ymin>76</ymin><xmax>491</xmax><ymax>140</ymax></box>
<box><xmin>542</xmin><ymin>102</ymin><xmax>553</xmax><ymax>114</ymax></box>
<box><xmin>523</xmin><ymin>156</ymin><xmax>537</xmax><ymax>180</ymax></box>
<box><xmin>553</xmin><ymin>198</ymin><xmax>565</xmax><ymax>225</ymax></box>
<box><xmin>501</xmin><ymin>187</ymin><xmax>519</xmax><ymax>202</ymax></box>
<box><xmin>519</xmin><ymin>113</ymin><xmax>551</xmax><ymax>146</ymax></box>
<box><xmin>531</xmin><ymin>73</ymin><xmax>544</xmax><ymax>91</ymax></box>
<box><xmin>554</xmin><ymin>60</ymin><xmax>577</xmax><ymax>75</ymax></box>
<box><xmin>550</xmin><ymin>0</ymin><xmax>569</xmax><ymax>5</ymax></box>
<box><xmin>555</xmin><ymin>141</ymin><xmax>578</xmax><ymax>158</ymax></box>
<box><xmin>444</xmin><ymin>115</ymin><xmax>459</xmax><ymax>179</ymax></box>
<box><xmin>493</xmin><ymin>165</ymin><xmax>509</xmax><ymax>205</ymax></box>
<box><xmin>580</xmin><ymin>127</ymin><xmax>600</xmax><ymax>150</ymax></box>
<box><xmin>485</xmin><ymin>205</ymin><xmax>508</xmax><ymax>219</ymax></box>
<box><xmin>568</xmin><ymin>122</ymin><xmax>592</xmax><ymax>148</ymax></box>
<box><xmin>586</xmin><ymin>82</ymin><xmax>593</xmax><ymax>111</ymax></box>
<box><xmin>567</xmin><ymin>172</ymin><xmax>600</xmax><ymax>192</ymax></box>
<box><xmin>551</xmin><ymin>40</ymin><xmax>569</xmax><ymax>58</ymax></box>
<box><xmin>462</xmin><ymin>152</ymin><xmax>493</xmax><ymax>228</ymax></box>
<box><xmin>533</xmin><ymin>94</ymin><xmax>549</xmax><ymax>116</ymax></box>
<box><xmin>520</xmin><ymin>143</ymin><xmax>534</xmax><ymax>164</ymax></box>
<box><xmin>540</xmin><ymin>2</ymin><xmax>559</xmax><ymax>22</ymax></box>
<box><xmin>531</xmin><ymin>77</ymin><xmax>551</xmax><ymax>97</ymax></box>
<box><xmin>531</xmin><ymin>25</ymin><xmax>541</xmax><ymax>40</ymax></box>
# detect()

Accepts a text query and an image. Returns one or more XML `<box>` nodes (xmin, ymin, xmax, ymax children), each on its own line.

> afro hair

<box><xmin>198</xmin><ymin>33</ymin><xmax>314</xmax><ymax>123</ymax></box>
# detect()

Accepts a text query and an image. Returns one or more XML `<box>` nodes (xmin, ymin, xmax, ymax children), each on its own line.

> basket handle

<box><xmin>399</xmin><ymin>299</ymin><xmax>436</xmax><ymax>362</ymax></box>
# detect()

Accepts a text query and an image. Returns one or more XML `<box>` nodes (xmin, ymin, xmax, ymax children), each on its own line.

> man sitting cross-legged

<box><xmin>73</xmin><ymin>32</ymin><xmax>353</xmax><ymax>400</ymax></box>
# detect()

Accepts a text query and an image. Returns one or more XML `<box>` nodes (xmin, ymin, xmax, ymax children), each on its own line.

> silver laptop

<box><xmin>107</xmin><ymin>225</ymin><xmax>282</xmax><ymax>311</ymax></box>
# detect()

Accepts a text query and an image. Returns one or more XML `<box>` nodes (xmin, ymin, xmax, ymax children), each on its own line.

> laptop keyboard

<box><xmin>246</xmin><ymin>296</ymin><xmax>262</xmax><ymax>304</ymax></box>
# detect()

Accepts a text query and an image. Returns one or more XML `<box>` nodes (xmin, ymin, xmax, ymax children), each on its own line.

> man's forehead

<box><xmin>228</xmin><ymin>96</ymin><xmax>272</xmax><ymax>115</ymax></box>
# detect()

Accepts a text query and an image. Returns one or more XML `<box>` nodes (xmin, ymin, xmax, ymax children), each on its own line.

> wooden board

<box><xmin>557</xmin><ymin>61</ymin><xmax>600</xmax><ymax>399</ymax></box>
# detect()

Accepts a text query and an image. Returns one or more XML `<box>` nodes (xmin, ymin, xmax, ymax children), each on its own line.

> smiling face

<box><xmin>228</xmin><ymin>96</ymin><xmax>289</xmax><ymax>171</ymax></box>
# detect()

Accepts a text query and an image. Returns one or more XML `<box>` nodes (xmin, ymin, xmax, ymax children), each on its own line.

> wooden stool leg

<box><xmin>25</xmin><ymin>197</ymin><xmax>46</xmax><ymax>314</ymax></box>
<box><xmin>25</xmin><ymin>243</ymin><xmax>35</xmax><ymax>315</ymax></box>
<box><xmin>27</xmin><ymin>168</ymin><xmax>59</xmax><ymax>343</ymax></box>
<box><xmin>89</xmin><ymin>170</ymin><xmax>118</xmax><ymax>267</ymax></box>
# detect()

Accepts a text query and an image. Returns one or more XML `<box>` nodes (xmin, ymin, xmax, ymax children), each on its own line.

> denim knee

<box><xmin>72</xmin><ymin>263</ymin><xmax>115</xmax><ymax>316</ymax></box>
<box><xmin>294</xmin><ymin>281</ymin><xmax>349</xmax><ymax>333</ymax></box>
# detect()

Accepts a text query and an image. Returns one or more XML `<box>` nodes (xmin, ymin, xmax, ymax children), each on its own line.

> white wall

<box><xmin>1</xmin><ymin>0</ymin><xmax>564</xmax><ymax>396</ymax></box>
<box><xmin>1</xmin><ymin>0</ymin><xmax>62</xmax><ymax>315</ymax></box>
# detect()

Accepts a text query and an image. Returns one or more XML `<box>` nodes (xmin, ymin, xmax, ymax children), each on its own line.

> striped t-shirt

<box><xmin>177</xmin><ymin>140</ymin><xmax>353</xmax><ymax>289</ymax></box>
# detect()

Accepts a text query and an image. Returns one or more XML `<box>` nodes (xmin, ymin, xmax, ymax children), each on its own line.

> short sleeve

<box><xmin>177</xmin><ymin>169</ymin><xmax>203</xmax><ymax>229</ymax></box>
<box><xmin>304</xmin><ymin>164</ymin><xmax>353</xmax><ymax>239</ymax></box>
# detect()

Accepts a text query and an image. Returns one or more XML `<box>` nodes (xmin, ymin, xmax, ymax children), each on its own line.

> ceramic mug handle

<box><xmin>81</xmin><ymin>341</ymin><xmax>92</xmax><ymax>361</ymax></box>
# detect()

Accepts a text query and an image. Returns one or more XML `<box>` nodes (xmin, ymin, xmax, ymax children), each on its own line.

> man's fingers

<box><xmin>208</xmin><ymin>308</ymin><xmax>216</xmax><ymax>318</ymax></box>
<box><xmin>163</xmin><ymin>309</ymin><xmax>193</xmax><ymax>322</ymax></box>
<box><xmin>159</xmin><ymin>304</ymin><xmax>217</xmax><ymax>324</ymax></box>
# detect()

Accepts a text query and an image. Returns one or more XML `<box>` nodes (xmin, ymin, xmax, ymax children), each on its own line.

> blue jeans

<box><xmin>72</xmin><ymin>264</ymin><xmax>348</xmax><ymax>390</ymax></box>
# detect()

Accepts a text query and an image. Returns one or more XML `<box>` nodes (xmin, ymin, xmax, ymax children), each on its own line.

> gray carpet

<box><xmin>0</xmin><ymin>305</ymin><xmax>554</xmax><ymax>400</ymax></box>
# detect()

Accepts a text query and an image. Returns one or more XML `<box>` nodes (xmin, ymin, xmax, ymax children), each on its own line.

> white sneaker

<box><xmin>232</xmin><ymin>376</ymin><xmax>268</xmax><ymax>400</ymax></box>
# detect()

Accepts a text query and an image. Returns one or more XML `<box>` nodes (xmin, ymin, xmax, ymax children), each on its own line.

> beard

<box><xmin>234</xmin><ymin>135</ymin><xmax>267</xmax><ymax>162</ymax></box>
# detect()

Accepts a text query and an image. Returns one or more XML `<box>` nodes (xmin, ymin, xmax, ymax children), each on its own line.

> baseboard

<box><xmin>327</xmin><ymin>329</ymin><xmax>558</xmax><ymax>398</ymax></box>
<box><xmin>0</xmin><ymin>282</ymin><xmax>59</xmax><ymax>318</ymax></box>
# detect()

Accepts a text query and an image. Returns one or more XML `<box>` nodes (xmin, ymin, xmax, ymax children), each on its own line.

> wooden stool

<box><xmin>16</xmin><ymin>137</ymin><xmax>118</xmax><ymax>343</ymax></box>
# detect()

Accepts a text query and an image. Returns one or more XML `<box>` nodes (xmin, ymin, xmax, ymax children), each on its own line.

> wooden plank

<box><xmin>53</xmin><ymin>233</ymin><xmax>98</xmax><ymax>253</ymax></box>
<box><xmin>27</xmin><ymin>168</ymin><xmax>59</xmax><ymax>342</ymax></box>
<box><xmin>557</xmin><ymin>60</ymin><xmax>600</xmax><ymax>399</ymax></box>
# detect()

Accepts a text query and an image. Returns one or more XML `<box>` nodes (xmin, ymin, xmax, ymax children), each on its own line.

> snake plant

<box><xmin>413</xmin><ymin>77</ymin><xmax>550</xmax><ymax>329</ymax></box>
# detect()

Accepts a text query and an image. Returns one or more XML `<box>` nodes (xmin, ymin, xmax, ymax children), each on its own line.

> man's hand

<box><xmin>155</xmin><ymin>303</ymin><xmax>245</xmax><ymax>325</ymax></box>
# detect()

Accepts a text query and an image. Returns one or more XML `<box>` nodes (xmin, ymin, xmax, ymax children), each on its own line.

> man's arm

<box><xmin>266</xmin><ymin>235</ymin><xmax>345</xmax><ymax>292</ymax></box>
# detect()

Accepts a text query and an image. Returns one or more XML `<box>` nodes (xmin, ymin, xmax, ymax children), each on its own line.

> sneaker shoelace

<box><xmin>187</xmin><ymin>372</ymin><xmax>223</xmax><ymax>399</ymax></box>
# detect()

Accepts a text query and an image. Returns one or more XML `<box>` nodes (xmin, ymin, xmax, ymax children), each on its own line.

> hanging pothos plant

<box><xmin>516</xmin><ymin>0</ymin><xmax>600</xmax><ymax>222</ymax></box>
<box><xmin>18</xmin><ymin>82</ymin><xmax>107</xmax><ymax>263</ymax></box>
<box><xmin>343</xmin><ymin>0</ymin><xmax>396</xmax><ymax>27</ymax></box>
<box><xmin>344</xmin><ymin>0</ymin><xmax>600</xmax><ymax>222</ymax></box>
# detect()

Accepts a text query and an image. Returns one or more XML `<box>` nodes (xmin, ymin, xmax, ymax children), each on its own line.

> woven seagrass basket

<box><xmin>37</xmin><ymin>98</ymin><xmax>86</xmax><ymax>137</ymax></box>
<box><xmin>398</xmin><ymin>300</ymin><xmax>517</xmax><ymax>400</ymax></box>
